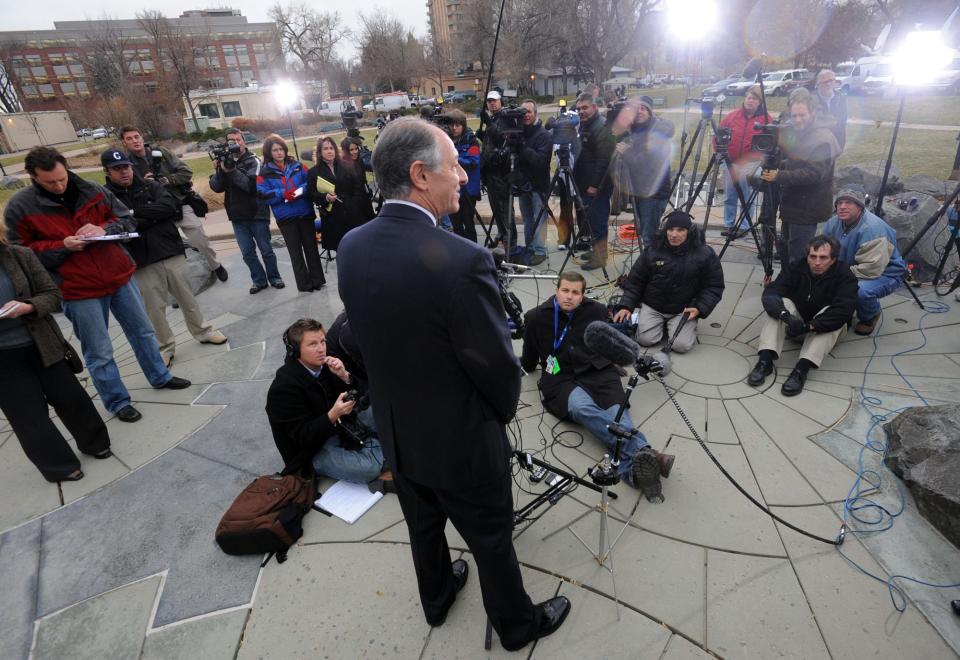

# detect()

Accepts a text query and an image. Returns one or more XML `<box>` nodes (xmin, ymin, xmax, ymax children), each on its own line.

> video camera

<box><xmin>751</xmin><ymin>121</ymin><xmax>783</xmax><ymax>170</ymax></box>
<box><xmin>208</xmin><ymin>142</ymin><xmax>241</xmax><ymax>168</ymax></box>
<box><xmin>341</xmin><ymin>109</ymin><xmax>364</xmax><ymax>140</ymax></box>
<box><xmin>714</xmin><ymin>126</ymin><xmax>732</xmax><ymax>153</ymax></box>
<box><xmin>496</xmin><ymin>105</ymin><xmax>526</xmax><ymax>137</ymax></box>
<box><xmin>552</xmin><ymin>114</ymin><xmax>578</xmax><ymax>147</ymax></box>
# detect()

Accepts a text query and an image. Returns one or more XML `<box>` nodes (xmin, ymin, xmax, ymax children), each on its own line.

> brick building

<box><xmin>0</xmin><ymin>9</ymin><xmax>279</xmax><ymax>113</ymax></box>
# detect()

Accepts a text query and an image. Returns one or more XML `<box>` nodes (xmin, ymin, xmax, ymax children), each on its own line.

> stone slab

<box><xmin>119</xmin><ymin>342</ymin><xmax>265</xmax><ymax>389</ymax></box>
<box><xmin>141</xmin><ymin>608</ymin><xmax>248</xmax><ymax>660</ymax></box>
<box><xmin>705</xmin><ymin>398</ymin><xmax>740</xmax><ymax>445</ymax></box>
<box><xmin>37</xmin><ymin>448</ymin><xmax>263</xmax><ymax>627</ymax></box>
<box><xmin>0</xmin><ymin>519</ymin><xmax>41</xmax><ymax>660</ymax></box>
<box><xmin>0</xmin><ymin>438</ymin><xmax>62</xmax><ymax>531</ymax></box>
<box><xmin>33</xmin><ymin>575</ymin><xmax>161</xmax><ymax>660</ymax></box>
<box><xmin>661</xmin><ymin>634</ymin><xmax>716</xmax><ymax>659</ymax></box>
<box><xmin>706</xmin><ymin>551</ymin><xmax>830</xmax><ymax>659</ymax></box>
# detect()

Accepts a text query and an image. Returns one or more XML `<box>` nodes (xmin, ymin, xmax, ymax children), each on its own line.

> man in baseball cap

<box><xmin>822</xmin><ymin>186</ymin><xmax>906</xmax><ymax>335</ymax></box>
<box><xmin>100</xmin><ymin>149</ymin><xmax>132</xmax><ymax>168</ymax></box>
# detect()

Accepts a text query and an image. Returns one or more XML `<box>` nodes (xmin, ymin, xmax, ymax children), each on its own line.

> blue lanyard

<box><xmin>553</xmin><ymin>299</ymin><xmax>574</xmax><ymax>353</ymax></box>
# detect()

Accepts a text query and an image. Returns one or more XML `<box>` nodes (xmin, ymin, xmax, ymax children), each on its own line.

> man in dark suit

<box><xmin>337</xmin><ymin>117</ymin><xmax>570</xmax><ymax>651</ymax></box>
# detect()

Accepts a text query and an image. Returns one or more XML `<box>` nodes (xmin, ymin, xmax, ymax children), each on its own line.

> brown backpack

<box><xmin>215</xmin><ymin>471</ymin><xmax>316</xmax><ymax>563</ymax></box>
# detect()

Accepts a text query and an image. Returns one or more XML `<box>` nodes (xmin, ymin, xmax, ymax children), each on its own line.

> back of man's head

<box><xmin>25</xmin><ymin>146</ymin><xmax>67</xmax><ymax>176</ymax></box>
<box><xmin>372</xmin><ymin>117</ymin><xmax>442</xmax><ymax>200</ymax></box>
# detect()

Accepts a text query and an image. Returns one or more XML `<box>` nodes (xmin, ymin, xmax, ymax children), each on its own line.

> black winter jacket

<box><xmin>761</xmin><ymin>259</ymin><xmax>858</xmax><ymax>332</ymax></box>
<box><xmin>104</xmin><ymin>177</ymin><xmax>184</xmax><ymax>268</ymax></box>
<box><xmin>520</xmin><ymin>297</ymin><xmax>626</xmax><ymax>419</ymax></box>
<box><xmin>265</xmin><ymin>356</ymin><xmax>349</xmax><ymax>473</ymax></box>
<box><xmin>209</xmin><ymin>150</ymin><xmax>270</xmax><ymax>222</ymax></box>
<box><xmin>616</xmin><ymin>227</ymin><xmax>725</xmax><ymax>317</ymax></box>
<box><xmin>776</xmin><ymin>116</ymin><xmax>841</xmax><ymax>226</ymax></box>
<box><xmin>515</xmin><ymin>120</ymin><xmax>553</xmax><ymax>194</ymax></box>
<box><xmin>573</xmin><ymin>112</ymin><xmax>615</xmax><ymax>193</ymax></box>
<box><xmin>480</xmin><ymin>111</ymin><xmax>510</xmax><ymax>192</ymax></box>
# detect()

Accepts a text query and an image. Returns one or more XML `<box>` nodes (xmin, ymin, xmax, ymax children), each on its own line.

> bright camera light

<box><xmin>666</xmin><ymin>0</ymin><xmax>717</xmax><ymax>40</ymax></box>
<box><xmin>274</xmin><ymin>81</ymin><xmax>300</xmax><ymax>109</ymax></box>
<box><xmin>893</xmin><ymin>31</ymin><xmax>954</xmax><ymax>86</ymax></box>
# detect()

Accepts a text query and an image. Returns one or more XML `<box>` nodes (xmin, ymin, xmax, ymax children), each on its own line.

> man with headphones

<box><xmin>265</xmin><ymin>318</ymin><xmax>389</xmax><ymax>483</ymax></box>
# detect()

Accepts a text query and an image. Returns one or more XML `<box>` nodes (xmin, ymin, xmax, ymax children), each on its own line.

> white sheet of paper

<box><xmin>314</xmin><ymin>480</ymin><xmax>383</xmax><ymax>524</ymax></box>
<box><xmin>79</xmin><ymin>232</ymin><xmax>140</xmax><ymax>241</ymax></box>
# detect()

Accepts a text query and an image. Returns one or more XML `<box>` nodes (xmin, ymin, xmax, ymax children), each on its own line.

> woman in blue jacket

<box><xmin>257</xmin><ymin>134</ymin><xmax>325</xmax><ymax>291</ymax></box>
<box><xmin>446</xmin><ymin>110</ymin><xmax>481</xmax><ymax>242</ymax></box>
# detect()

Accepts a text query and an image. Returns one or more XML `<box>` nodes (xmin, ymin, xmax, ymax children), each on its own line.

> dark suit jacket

<box><xmin>337</xmin><ymin>202</ymin><xmax>521</xmax><ymax>490</ymax></box>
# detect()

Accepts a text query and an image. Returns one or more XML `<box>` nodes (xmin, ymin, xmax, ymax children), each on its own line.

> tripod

<box><xmin>902</xmin><ymin>181</ymin><xmax>960</xmax><ymax>298</ymax></box>
<box><xmin>668</xmin><ymin>100</ymin><xmax>717</xmax><ymax>209</ymax></box>
<box><xmin>526</xmin><ymin>142</ymin><xmax>611</xmax><ymax>281</ymax></box>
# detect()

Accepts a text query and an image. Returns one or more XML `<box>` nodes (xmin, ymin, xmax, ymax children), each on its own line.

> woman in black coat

<box><xmin>308</xmin><ymin>137</ymin><xmax>373</xmax><ymax>252</ymax></box>
<box><xmin>0</xmin><ymin>233</ymin><xmax>111</xmax><ymax>482</ymax></box>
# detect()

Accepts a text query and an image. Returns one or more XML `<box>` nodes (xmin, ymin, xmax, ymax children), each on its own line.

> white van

<box><xmin>861</xmin><ymin>57</ymin><xmax>895</xmax><ymax>96</ymax></box>
<box><xmin>374</xmin><ymin>94</ymin><xmax>411</xmax><ymax>111</ymax></box>
<box><xmin>838</xmin><ymin>56</ymin><xmax>887</xmax><ymax>95</ymax></box>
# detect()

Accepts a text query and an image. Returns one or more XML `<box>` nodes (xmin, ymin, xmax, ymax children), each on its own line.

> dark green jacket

<box><xmin>0</xmin><ymin>244</ymin><xmax>68</xmax><ymax>367</ymax></box>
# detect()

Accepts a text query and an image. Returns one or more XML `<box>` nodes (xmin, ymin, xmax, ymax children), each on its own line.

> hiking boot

<box><xmin>631</xmin><ymin>449</ymin><xmax>663</xmax><ymax>503</ymax></box>
<box><xmin>649</xmin><ymin>448</ymin><xmax>675</xmax><ymax>479</ymax></box>
<box><xmin>854</xmin><ymin>314</ymin><xmax>880</xmax><ymax>336</ymax></box>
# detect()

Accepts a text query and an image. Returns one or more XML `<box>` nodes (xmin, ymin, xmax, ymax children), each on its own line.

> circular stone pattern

<box><xmin>669</xmin><ymin>344</ymin><xmax>752</xmax><ymax>385</ymax></box>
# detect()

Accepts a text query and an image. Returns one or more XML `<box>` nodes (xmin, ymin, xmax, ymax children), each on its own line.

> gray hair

<box><xmin>816</xmin><ymin>69</ymin><xmax>836</xmax><ymax>84</ymax></box>
<box><xmin>372</xmin><ymin>117</ymin><xmax>444</xmax><ymax>199</ymax></box>
<box><xmin>788</xmin><ymin>87</ymin><xmax>819</xmax><ymax>112</ymax></box>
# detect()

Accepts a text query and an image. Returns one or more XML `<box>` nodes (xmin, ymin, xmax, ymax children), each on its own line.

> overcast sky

<box><xmin>3</xmin><ymin>1</ymin><xmax>429</xmax><ymax>59</ymax></box>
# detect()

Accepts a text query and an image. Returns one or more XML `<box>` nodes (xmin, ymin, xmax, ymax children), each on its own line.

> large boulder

<box><xmin>902</xmin><ymin>174</ymin><xmax>955</xmax><ymax>199</ymax></box>
<box><xmin>0</xmin><ymin>175</ymin><xmax>26</xmax><ymax>190</ymax></box>
<box><xmin>883</xmin><ymin>404</ymin><xmax>960</xmax><ymax>550</ymax></box>
<box><xmin>882</xmin><ymin>192</ymin><xmax>955</xmax><ymax>281</ymax></box>
<box><xmin>834</xmin><ymin>160</ymin><xmax>904</xmax><ymax>198</ymax></box>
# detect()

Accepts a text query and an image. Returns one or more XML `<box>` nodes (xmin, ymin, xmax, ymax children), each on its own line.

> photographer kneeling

<box><xmin>266</xmin><ymin>318</ymin><xmax>389</xmax><ymax>485</ymax></box>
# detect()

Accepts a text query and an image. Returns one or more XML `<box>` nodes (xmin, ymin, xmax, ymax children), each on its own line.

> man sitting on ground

<box><xmin>822</xmin><ymin>188</ymin><xmax>906</xmax><ymax>336</ymax></box>
<box><xmin>748</xmin><ymin>235</ymin><xmax>857</xmax><ymax>396</ymax></box>
<box><xmin>612</xmin><ymin>211</ymin><xmax>724</xmax><ymax>352</ymax></box>
<box><xmin>266</xmin><ymin>318</ymin><xmax>390</xmax><ymax>484</ymax></box>
<box><xmin>520</xmin><ymin>271</ymin><xmax>674</xmax><ymax>498</ymax></box>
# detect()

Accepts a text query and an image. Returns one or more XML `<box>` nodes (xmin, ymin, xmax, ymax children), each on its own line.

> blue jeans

<box><xmin>567</xmin><ymin>386</ymin><xmax>648</xmax><ymax>485</ymax></box>
<box><xmin>857</xmin><ymin>274</ymin><xmax>901</xmax><ymax>321</ymax></box>
<box><xmin>633</xmin><ymin>198</ymin><xmax>668</xmax><ymax>250</ymax></box>
<box><xmin>312</xmin><ymin>407</ymin><xmax>385</xmax><ymax>483</ymax></box>
<box><xmin>723</xmin><ymin>165</ymin><xmax>755</xmax><ymax>230</ymax></box>
<box><xmin>519</xmin><ymin>191</ymin><xmax>547</xmax><ymax>257</ymax></box>
<box><xmin>62</xmin><ymin>279</ymin><xmax>172</xmax><ymax>414</ymax></box>
<box><xmin>584</xmin><ymin>184</ymin><xmax>612</xmax><ymax>241</ymax></box>
<box><xmin>232</xmin><ymin>220</ymin><xmax>280</xmax><ymax>286</ymax></box>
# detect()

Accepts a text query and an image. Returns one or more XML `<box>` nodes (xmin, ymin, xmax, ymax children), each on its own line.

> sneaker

<box><xmin>270</xmin><ymin>279</ymin><xmax>285</xmax><ymax>289</ymax></box>
<box><xmin>214</xmin><ymin>265</ymin><xmax>229</xmax><ymax>282</ymax></box>
<box><xmin>161</xmin><ymin>376</ymin><xmax>191</xmax><ymax>390</ymax></box>
<box><xmin>249</xmin><ymin>283</ymin><xmax>268</xmax><ymax>294</ymax></box>
<box><xmin>199</xmin><ymin>330</ymin><xmax>227</xmax><ymax>345</ymax></box>
<box><xmin>853</xmin><ymin>314</ymin><xmax>880</xmax><ymax>336</ymax></box>
<box><xmin>116</xmin><ymin>405</ymin><xmax>142</xmax><ymax>423</ymax></box>
<box><xmin>631</xmin><ymin>449</ymin><xmax>663</xmax><ymax>503</ymax></box>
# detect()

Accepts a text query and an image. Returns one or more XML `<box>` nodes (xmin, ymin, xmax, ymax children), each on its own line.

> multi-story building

<box><xmin>427</xmin><ymin>0</ymin><xmax>474</xmax><ymax>65</ymax></box>
<box><xmin>0</xmin><ymin>9</ymin><xmax>279</xmax><ymax>112</ymax></box>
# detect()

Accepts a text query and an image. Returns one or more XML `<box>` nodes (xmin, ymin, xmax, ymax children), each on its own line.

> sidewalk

<box><xmin>1</xmin><ymin>223</ymin><xmax>958</xmax><ymax>660</ymax></box>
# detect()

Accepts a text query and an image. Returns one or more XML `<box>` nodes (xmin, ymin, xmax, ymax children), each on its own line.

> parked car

<box><xmin>861</xmin><ymin>60</ymin><xmax>895</xmax><ymax>96</ymax></box>
<box><xmin>701</xmin><ymin>74</ymin><xmax>744</xmax><ymax>97</ymax></box>
<box><xmin>920</xmin><ymin>53</ymin><xmax>960</xmax><ymax>95</ymax></box>
<box><xmin>726</xmin><ymin>69</ymin><xmax>811</xmax><ymax>96</ymax></box>
<box><xmin>75</xmin><ymin>128</ymin><xmax>92</xmax><ymax>138</ymax></box>
<box><xmin>90</xmin><ymin>128</ymin><xmax>109</xmax><ymax>139</ymax></box>
<box><xmin>836</xmin><ymin>57</ymin><xmax>887</xmax><ymax>95</ymax></box>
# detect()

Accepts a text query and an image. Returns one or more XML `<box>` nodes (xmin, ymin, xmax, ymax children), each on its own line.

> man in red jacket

<box><xmin>4</xmin><ymin>147</ymin><xmax>191</xmax><ymax>423</ymax></box>
<box><xmin>718</xmin><ymin>85</ymin><xmax>771</xmax><ymax>235</ymax></box>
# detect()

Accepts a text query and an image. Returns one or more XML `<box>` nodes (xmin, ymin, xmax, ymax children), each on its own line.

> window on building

<box><xmin>22</xmin><ymin>85</ymin><xmax>39</xmax><ymax>98</ymax></box>
<box><xmin>61</xmin><ymin>82</ymin><xmax>77</xmax><ymax>95</ymax></box>
<box><xmin>39</xmin><ymin>84</ymin><xmax>55</xmax><ymax>97</ymax></box>
<box><xmin>53</xmin><ymin>65</ymin><xmax>70</xmax><ymax>77</ymax></box>
<box><xmin>222</xmin><ymin>101</ymin><xmax>242</xmax><ymax>117</ymax></box>
<box><xmin>229</xmin><ymin>70</ymin><xmax>241</xmax><ymax>86</ymax></box>
<box><xmin>76</xmin><ymin>81</ymin><xmax>88</xmax><ymax>93</ymax></box>
<box><xmin>30</xmin><ymin>66</ymin><xmax>47</xmax><ymax>78</ymax></box>
<box><xmin>198</xmin><ymin>103</ymin><xmax>221</xmax><ymax>118</ymax></box>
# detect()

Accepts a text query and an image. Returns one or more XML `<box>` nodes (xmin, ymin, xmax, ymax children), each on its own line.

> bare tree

<box><xmin>358</xmin><ymin>13</ymin><xmax>425</xmax><ymax>93</ymax></box>
<box><xmin>0</xmin><ymin>42</ymin><xmax>24</xmax><ymax>113</ymax></box>
<box><xmin>81</xmin><ymin>18</ymin><xmax>135</xmax><ymax>97</ymax></box>
<box><xmin>269</xmin><ymin>3</ymin><xmax>347</xmax><ymax>85</ymax></box>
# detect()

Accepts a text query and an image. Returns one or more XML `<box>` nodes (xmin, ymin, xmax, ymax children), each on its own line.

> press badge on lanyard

<box><xmin>547</xmin><ymin>299</ymin><xmax>574</xmax><ymax>376</ymax></box>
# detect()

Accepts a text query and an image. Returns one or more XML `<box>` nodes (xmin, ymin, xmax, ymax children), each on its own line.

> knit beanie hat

<box><xmin>663</xmin><ymin>210</ymin><xmax>693</xmax><ymax>230</ymax></box>
<box><xmin>835</xmin><ymin>187</ymin><xmax>865</xmax><ymax>209</ymax></box>
<box><xmin>637</xmin><ymin>95</ymin><xmax>655</xmax><ymax>115</ymax></box>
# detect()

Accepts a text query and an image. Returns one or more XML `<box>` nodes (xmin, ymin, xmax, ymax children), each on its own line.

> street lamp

<box><xmin>875</xmin><ymin>31</ymin><xmax>954</xmax><ymax>216</ymax></box>
<box><xmin>274</xmin><ymin>80</ymin><xmax>301</xmax><ymax>160</ymax></box>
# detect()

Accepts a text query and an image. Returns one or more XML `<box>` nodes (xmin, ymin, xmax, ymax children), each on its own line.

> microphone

<box><xmin>584</xmin><ymin>320</ymin><xmax>641</xmax><ymax>366</ymax></box>
<box><xmin>741</xmin><ymin>58</ymin><xmax>763</xmax><ymax>81</ymax></box>
<box><xmin>491</xmin><ymin>247</ymin><xmax>531</xmax><ymax>271</ymax></box>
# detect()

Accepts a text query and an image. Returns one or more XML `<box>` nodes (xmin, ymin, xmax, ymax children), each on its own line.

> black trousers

<box><xmin>278</xmin><ymin>215</ymin><xmax>326</xmax><ymax>291</ymax></box>
<box><xmin>0</xmin><ymin>344</ymin><xmax>110</xmax><ymax>481</ymax></box>
<box><xmin>393</xmin><ymin>469</ymin><xmax>538</xmax><ymax>649</ymax></box>
<box><xmin>487</xmin><ymin>188</ymin><xmax>517</xmax><ymax>248</ymax></box>
<box><xmin>451</xmin><ymin>193</ymin><xmax>479</xmax><ymax>243</ymax></box>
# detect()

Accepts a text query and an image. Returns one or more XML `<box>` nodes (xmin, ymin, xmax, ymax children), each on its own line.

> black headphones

<box><xmin>282</xmin><ymin>327</ymin><xmax>299</xmax><ymax>359</ymax></box>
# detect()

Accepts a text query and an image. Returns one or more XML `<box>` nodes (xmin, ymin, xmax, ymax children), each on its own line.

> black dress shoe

<box><xmin>781</xmin><ymin>367</ymin><xmax>807</xmax><ymax>396</ymax></box>
<box><xmin>161</xmin><ymin>376</ymin><xmax>192</xmax><ymax>390</ymax></box>
<box><xmin>215</xmin><ymin>265</ymin><xmax>229</xmax><ymax>282</ymax></box>
<box><xmin>747</xmin><ymin>360</ymin><xmax>774</xmax><ymax>387</ymax></box>
<box><xmin>88</xmin><ymin>448</ymin><xmax>113</xmax><ymax>459</ymax></box>
<box><xmin>249</xmin><ymin>283</ymin><xmax>268</xmax><ymax>294</ymax></box>
<box><xmin>502</xmin><ymin>596</ymin><xmax>572</xmax><ymax>651</ymax></box>
<box><xmin>116</xmin><ymin>405</ymin><xmax>142</xmax><ymax>423</ymax></box>
<box><xmin>270</xmin><ymin>279</ymin><xmax>285</xmax><ymax>289</ymax></box>
<box><xmin>427</xmin><ymin>560</ymin><xmax>470</xmax><ymax>626</ymax></box>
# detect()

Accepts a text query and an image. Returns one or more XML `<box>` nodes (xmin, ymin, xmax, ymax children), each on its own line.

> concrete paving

<box><xmin>0</xmin><ymin>217</ymin><xmax>958</xmax><ymax>660</ymax></box>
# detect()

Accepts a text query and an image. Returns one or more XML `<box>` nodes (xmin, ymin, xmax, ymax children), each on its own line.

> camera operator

<box><xmin>513</xmin><ymin>99</ymin><xmax>553</xmax><ymax>265</ymax></box>
<box><xmin>446</xmin><ymin>110</ymin><xmax>482</xmax><ymax>243</ymax></box>
<box><xmin>266</xmin><ymin>318</ymin><xmax>389</xmax><ymax>485</ymax></box>
<box><xmin>209</xmin><ymin>129</ymin><xmax>284</xmax><ymax>294</ymax></box>
<box><xmin>717</xmin><ymin>85</ymin><xmax>771</xmax><ymax>235</ymax></box>
<box><xmin>610</xmin><ymin>96</ymin><xmax>674</xmax><ymax>252</ymax></box>
<box><xmin>572</xmin><ymin>93</ymin><xmax>616</xmax><ymax>269</ymax></box>
<box><xmin>479</xmin><ymin>90</ymin><xmax>517</xmax><ymax>250</ymax></box>
<box><xmin>120</xmin><ymin>126</ymin><xmax>227</xmax><ymax>283</ymax></box>
<box><xmin>759</xmin><ymin>89</ymin><xmax>840</xmax><ymax>269</ymax></box>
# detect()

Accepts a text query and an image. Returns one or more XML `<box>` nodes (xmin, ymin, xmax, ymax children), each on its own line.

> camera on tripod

<box><xmin>341</xmin><ymin>109</ymin><xmax>364</xmax><ymax>140</ymax></box>
<box><xmin>208</xmin><ymin>142</ymin><xmax>241</xmax><ymax>168</ymax></box>
<box><xmin>552</xmin><ymin>114</ymin><xmax>578</xmax><ymax>147</ymax></box>
<box><xmin>714</xmin><ymin>126</ymin><xmax>732</xmax><ymax>152</ymax></box>
<box><xmin>497</xmin><ymin>105</ymin><xmax>527</xmax><ymax>136</ymax></box>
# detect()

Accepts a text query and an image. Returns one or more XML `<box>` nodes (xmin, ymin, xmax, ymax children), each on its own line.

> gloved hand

<box><xmin>283</xmin><ymin>189</ymin><xmax>296</xmax><ymax>202</ymax></box>
<box><xmin>781</xmin><ymin>312</ymin><xmax>807</xmax><ymax>338</ymax></box>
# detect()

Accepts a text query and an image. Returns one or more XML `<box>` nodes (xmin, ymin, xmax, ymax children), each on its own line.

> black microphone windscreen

<box><xmin>584</xmin><ymin>321</ymin><xmax>641</xmax><ymax>366</ymax></box>
<box><xmin>651</xmin><ymin>350</ymin><xmax>672</xmax><ymax>376</ymax></box>
<box><xmin>742</xmin><ymin>58</ymin><xmax>763</xmax><ymax>80</ymax></box>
